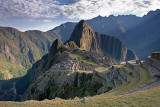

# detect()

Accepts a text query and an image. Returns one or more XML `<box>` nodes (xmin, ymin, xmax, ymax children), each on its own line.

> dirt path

<box><xmin>131</xmin><ymin>79</ymin><xmax>160</xmax><ymax>94</ymax></box>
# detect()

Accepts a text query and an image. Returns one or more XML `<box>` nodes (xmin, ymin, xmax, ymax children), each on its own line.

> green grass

<box><xmin>136</xmin><ymin>66</ymin><xmax>151</xmax><ymax>87</ymax></box>
<box><xmin>0</xmin><ymin>59</ymin><xmax>27</xmax><ymax>80</ymax></box>
<box><xmin>94</xmin><ymin>67</ymin><xmax>108</xmax><ymax>73</ymax></box>
<box><xmin>106</xmin><ymin>65</ymin><xmax>151</xmax><ymax>95</ymax></box>
<box><xmin>124</xmin><ymin>66</ymin><xmax>138</xmax><ymax>77</ymax></box>
<box><xmin>107</xmin><ymin>69</ymin><xmax>139</xmax><ymax>95</ymax></box>
<box><xmin>115</xmin><ymin>79</ymin><xmax>122</xmax><ymax>86</ymax></box>
<box><xmin>0</xmin><ymin>85</ymin><xmax>160</xmax><ymax>107</ymax></box>
<box><xmin>76</xmin><ymin>70</ymin><xmax>93</xmax><ymax>73</ymax></box>
<box><xmin>148</xmin><ymin>56</ymin><xmax>160</xmax><ymax>63</ymax></box>
<box><xmin>108</xmin><ymin>80</ymin><xmax>115</xmax><ymax>89</ymax></box>
<box><xmin>71</xmin><ymin>54</ymin><xmax>98</xmax><ymax>65</ymax></box>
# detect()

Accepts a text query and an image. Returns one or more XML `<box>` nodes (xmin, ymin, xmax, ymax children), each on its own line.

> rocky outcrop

<box><xmin>48</xmin><ymin>39</ymin><xmax>63</xmax><ymax>59</ymax></box>
<box><xmin>68</xmin><ymin>20</ymin><xmax>136</xmax><ymax>62</ymax></box>
<box><xmin>69</xmin><ymin>20</ymin><xmax>102</xmax><ymax>54</ymax></box>
<box><xmin>65</xmin><ymin>41</ymin><xmax>79</xmax><ymax>51</ymax></box>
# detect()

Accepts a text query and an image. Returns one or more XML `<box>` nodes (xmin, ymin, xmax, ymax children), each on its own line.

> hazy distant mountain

<box><xmin>47</xmin><ymin>22</ymin><xmax>77</xmax><ymax>43</ymax></box>
<box><xmin>120</xmin><ymin>10</ymin><xmax>160</xmax><ymax>59</ymax></box>
<box><xmin>48</xmin><ymin>9</ymin><xmax>160</xmax><ymax>60</ymax></box>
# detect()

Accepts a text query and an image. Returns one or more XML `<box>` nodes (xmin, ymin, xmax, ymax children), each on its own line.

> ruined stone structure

<box><xmin>147</xmin><ymin>52</ymin><xmax>160</xmax><ymax>70</ymax></box>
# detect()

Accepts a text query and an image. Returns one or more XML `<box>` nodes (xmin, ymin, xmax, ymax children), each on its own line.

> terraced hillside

<box><xmin>0</xmin><ymin>36</ymin><xmax>159</xmax><ymax>105</ymax></box>
<box><xmin>0</xmin><ymin>56</ymin><xmax>160</xmax><ymax>106</ymax></box>
<box><xmin>0</xmin><ymin>21</ymin><xmax>159</xmax><ymax>107</ymax></box>
<box><xmin>21</xmin><ymin>48</ymin><xmax>160</xmax><ymax>101</ymax></box>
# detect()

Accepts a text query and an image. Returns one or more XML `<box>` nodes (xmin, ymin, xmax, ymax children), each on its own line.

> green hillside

<box><xmin>0</xmin><ymin>59</ymin><xmax>27</xmax><ymax>80</ymax></box>
<box><xmin>0</xmin><ymin>83</ymin><xmax>160</xmax><ymax>107</ymax></box>
<box><xmin>0</xmin><ymin>27</ymin><xmax>59</xmax><ymax>79</ymax></box>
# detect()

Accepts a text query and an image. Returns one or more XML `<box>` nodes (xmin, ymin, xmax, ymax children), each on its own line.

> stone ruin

<box><xmin>147</xmin><ymin>52</ymin><xmax>160</xmax><ymax>70</ymax></box>
<box><xmin>151</xmin><ymin>52</ymin><xmax>160</xmax><ymax>59</ymax></box>
<box><xmin>72</xmin><ymin>50</ymin><xmax>112</xmax><ymax>67</ymax></box>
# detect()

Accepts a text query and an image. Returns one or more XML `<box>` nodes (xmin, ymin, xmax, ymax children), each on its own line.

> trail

<box><xmin>131</xmin><ymin>79</ymin><xmax>160</xmax><ymax>94</ymax></box>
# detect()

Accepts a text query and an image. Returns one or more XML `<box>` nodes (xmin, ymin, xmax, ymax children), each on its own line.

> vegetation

<box><xmin>76</xmin><ymin>70</ymin><xmax>93</xmax><ymax>73</ymax></box>
<box><xmin>106</xmin><ymin>65</ymin><xmax>151</xmax><ymax>96</ymax></box>
<box><xmin>0</xmin><ymin>27</ymin><xmax>58</xmax><ymax>80</ymax></box>
<box><xmin>94</xmin><ymin>67</ymin><xmax>108</xmax><ymax>73</ymax></box>
<box><xmin>0</xmin><ymin>85</ymin><xmax>160</xmax><ymax>107</ymax></box>
<box><xmin>0</xmin><ymin>59</ymin><xmax>27</xmax><ymax>80</ymax></box>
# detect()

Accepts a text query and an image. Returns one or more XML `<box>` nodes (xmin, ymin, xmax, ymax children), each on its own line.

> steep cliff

<box><xmin>68</xmin><ymin>20</ymin><xmax>136</xmax><ymax>62</ymax></box>
<box><xmin>69</xmin><ymin>20</ymin><xmax>101</xmax><ymax>53</ymax></box>
<box><xmin>96</xmin><ymin>33</ymin><xmax>137</xmax><ymax>62</ymax></box>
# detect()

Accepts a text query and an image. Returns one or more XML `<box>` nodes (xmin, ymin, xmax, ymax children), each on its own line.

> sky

<box><xmin>0</xmin><ymin>0</ymin><xmax>160</xmax><ymax>31</ymax></box>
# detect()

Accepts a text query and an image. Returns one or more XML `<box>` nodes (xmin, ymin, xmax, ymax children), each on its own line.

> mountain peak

<box><xmin>78</xmin><ymin>20</ymin><xmax>88</xmax><ymax>26</ymax></box>
<box><xmin>48</xmin><ymin>39</ymin><xmax>63</xmax><ymax>59</ymax></box>
<box><xmin>69</xmin><ymin>20</ymin><xmax>98</xmax><ymax>51</ymax></box>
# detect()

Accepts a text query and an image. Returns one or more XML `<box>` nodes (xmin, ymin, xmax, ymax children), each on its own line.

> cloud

<box><xmin>43</xmin><ymin>19</ymin><xmax>52</xmax><ymax>23</ymax></box>
<box><xmin>0</xmin><ymin>0</ymin><xmax>160</xmax><ymax>19</ymax></box>
<box><xmin>61</xmin><ymin>0</ymin><xmax>160</xmax><ymax>19</ymax></box>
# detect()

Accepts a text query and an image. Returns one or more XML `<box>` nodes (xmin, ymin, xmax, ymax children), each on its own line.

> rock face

<box><xmin>69</xmin><ymin>20</ymin><xmax>137</xmax><ymax>62</ymax></box>
<box><xmin>96</xmin><ymin>33</ymin><xmax>137</xmax><ymax>61</ymax></box>
<box><xmin>65</xmin><ymin>41</ymin><xmax>79</xmax><ymax>51</ymax></box>
<box><xmin>69</xmin><ymin>20</ymin><xmax>101</xmax><ymax>53</ymax></box>
<box><xmin>48</xmin><ymin>39</ymin><xmax>63</xmax><ymax>59</ymax></box>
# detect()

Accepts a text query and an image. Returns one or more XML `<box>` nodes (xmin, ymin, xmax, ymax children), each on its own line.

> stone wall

<box><xmin>147</xmin><ymin>52</ymin><xmax>160</xmax><ymax>70</ymax></box>
<box><xmin>147</xmin><ymin>58</ymin><xmax>160</xmax><ymax>70</ymax></box>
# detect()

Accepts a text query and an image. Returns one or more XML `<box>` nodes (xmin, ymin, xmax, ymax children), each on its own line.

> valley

<box><xmin>0</xmin><ymin>52</ymin><xmax>160</xmax><ymax>106</ymax></box>
<box><xmin>0</xmin><ymin>20</ymin><xmax>160</xmax><ymax>105</ymax></box>
<box><xmin>0</xmin><ymin>9</ymin><xmax>160</xmax><ymax>107</ymax></box>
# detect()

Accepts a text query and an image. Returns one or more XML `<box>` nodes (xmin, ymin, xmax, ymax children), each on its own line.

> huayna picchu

<box><xmin>0</xmin><ymin>21</ymin><xmax>160</xmax><ymax>104</ymax></box>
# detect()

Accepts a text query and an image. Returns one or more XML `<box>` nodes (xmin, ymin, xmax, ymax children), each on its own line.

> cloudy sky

<box><xmin>0</xmin><ymin>0</ymin><xmax>160</xmax><ymax>31</ymax></box>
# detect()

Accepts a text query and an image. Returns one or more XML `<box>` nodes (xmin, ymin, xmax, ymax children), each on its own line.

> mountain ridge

<box><xmin>0</xmin><ymin>27</ymin><xmax>59</xmax><ymax>79</ymax></box>
<box><xmin>12</xmin><ymin>20</ymin><xmax>136</xmax><ymax>101</ymax></box>
<box><xmin>47</xmin><ymin>9</ymin><xmax>160</xmax><ymax>60</ymax></box>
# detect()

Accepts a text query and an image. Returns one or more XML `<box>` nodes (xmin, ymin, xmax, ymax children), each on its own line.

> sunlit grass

<box><xmin>0</xmin><ymin>59</ymin><xmax>27</xmax><ymax>80</ymax></box>
<box><xmin>0</xmin><ymin>85</ymin><xmax>160</xmax><ymax>107</ymax></box>
<box><xmin>71</xmin><ymin>54</ymin><xmax>98</xmax><ymax>65</ymax></box>
<box><xmin>76</xmin><ymin>70</ymin><xmax>93</xmax><ymax>73</ymax></box>
<box><xmin>94</xmin><ymin>67</ymin><xmax>108</xmax><ymax>73</ymax></box>
<box><xmin>106</xmin><ymin>65</ymin><xmax>151</xmax><ymax>96</ymax></box>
